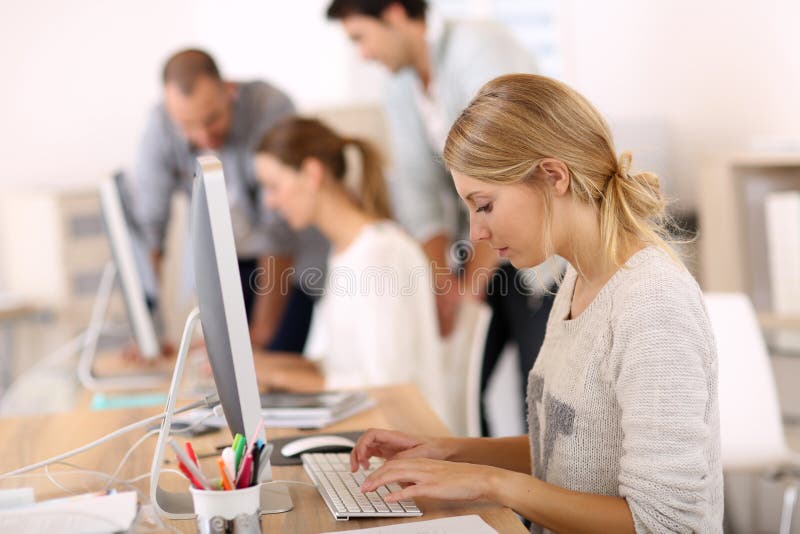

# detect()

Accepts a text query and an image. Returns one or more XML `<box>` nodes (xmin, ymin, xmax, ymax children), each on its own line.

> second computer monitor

<box><xmin>99</xmin><ymin>173</ymin><xmax>161</xmax><ymax>359</ymax></box>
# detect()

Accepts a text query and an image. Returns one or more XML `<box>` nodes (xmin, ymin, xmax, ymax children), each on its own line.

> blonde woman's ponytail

<box><xmin>600</xmin><ymin>151</ymin><xmax>672</xmax><ymax>266</ymax></box>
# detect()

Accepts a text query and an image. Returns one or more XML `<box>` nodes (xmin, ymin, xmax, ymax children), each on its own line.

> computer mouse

<box><xmin>280</xmin><ymin>435</ymin><xmax>357</xmax><ymax>458</ymax></box>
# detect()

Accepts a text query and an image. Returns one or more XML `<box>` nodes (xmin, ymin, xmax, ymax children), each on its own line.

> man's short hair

<box><xmin>326</xmin><ymin>0</ymin><xmax>427</xmax><ymax>21</ymax></box>
<box><xmin>162</xmin><ymin>49</ymin><xmax>222</xmax><ymax>95</ymax></box>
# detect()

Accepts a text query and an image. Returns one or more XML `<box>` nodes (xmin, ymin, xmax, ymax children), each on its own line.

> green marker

<box><xmin>233</xmin><ymin>433</ymin><xmax>246</xmax><ymax>473</ymax></box>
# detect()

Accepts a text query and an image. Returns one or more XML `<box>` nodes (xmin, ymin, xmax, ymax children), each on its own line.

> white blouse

<box><xmin>304</xmin><ymin>221</ymin><xmax>447</xmax><ymax>420</ymax></box>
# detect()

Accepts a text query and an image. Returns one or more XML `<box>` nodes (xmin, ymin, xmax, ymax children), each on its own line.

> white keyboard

<box><xmin>302</xmin><ymin>452</ymin><xmax>422</xmax><ymax>520</ymax></box>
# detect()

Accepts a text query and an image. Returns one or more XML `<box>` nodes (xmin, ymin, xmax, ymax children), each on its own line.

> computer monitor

<box><xmin>151</xmin><ymin>156</ymin><xmax>292</xmax><ymax>519</ymax></box>
<box><xmin>191</xmin><ymin>156</ymin><xmax>263</xmax><ymax>440</ymax></box>
<box><xmin>98</xmin><ymin>173</ymin><xmax>161</xmax><ymax>359</ymax></box>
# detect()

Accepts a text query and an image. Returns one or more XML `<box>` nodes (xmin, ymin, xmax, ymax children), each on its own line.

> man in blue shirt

<box><xmin>327</xmin><ymin>1</ymin><xmax>557</xmax><ymax>434</ymax></box>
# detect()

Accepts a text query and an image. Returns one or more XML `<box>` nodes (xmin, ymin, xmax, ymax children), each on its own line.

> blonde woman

<box><xmin>252</xmin><ymin>117</ymin><xmax>447</xmax><ymax>421</ymax></box>
<box><xmin>350</xmin><ymin>75</ymin><xmax>723</xmax><ymax>533</ymax></box>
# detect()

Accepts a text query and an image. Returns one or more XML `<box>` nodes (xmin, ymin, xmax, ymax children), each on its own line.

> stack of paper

<box><xmin>321</xmin><ymin>514</ymin><xmax>499</xmax><ymax>534</ymax></box>
<box><xmin>260</xmin><ymin>391</ymin><xmax>373</xmax><ymax>423</ymax></box>
<box><xmin>182</xmin><ymin>390</ymin><xmax>375</xmax><ymax>429</ymax></box>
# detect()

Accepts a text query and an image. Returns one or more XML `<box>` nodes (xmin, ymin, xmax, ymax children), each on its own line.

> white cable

<box><xmin>0</xmin><ymin>394</ymin><xmax>218</xmax><ymax>479</ymax></box>
<box><xmin>0</xmin><ymin>464</ymin><xmax>183</xmax><ymax>534</ymax></box>
<box><xmin>39</xmin><ymin>463</ymin><xmax>183</xmax><ymax>534</ymax></box>
<box><xmin>44</xmin><ymin>462</ymin><xmax>77</xmax><ymax>495</ymax></box>
<box><xmin>127</xmin><ymin>468</ymin><xmax>184</xmax><ymax>484</ymax></box>
<box><xmin>104</xmin><ymin>408</ymin><xmax>216</xmax><ymax>490</ymax></box>
<box><xmin>103</xmin><ymin>429</ymin><xmax>159</xmax><ymax>491</ymax></box>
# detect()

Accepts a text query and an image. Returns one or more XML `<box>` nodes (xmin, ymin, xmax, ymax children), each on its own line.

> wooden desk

<box><xmin>0</xmin><ymin>384</ymin><xmax>527</xmax><ymax>533</ymax></box>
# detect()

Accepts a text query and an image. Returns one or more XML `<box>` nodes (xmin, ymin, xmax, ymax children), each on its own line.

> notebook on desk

<box><xmin>177</xmin><ymin>390</ymin><xmax>375</xmax><ymax>430</ymax></box>
<box><xmin>260</xmin><ymin>391</ymin><xmax>371</xmax><ymax>420</ymax></box>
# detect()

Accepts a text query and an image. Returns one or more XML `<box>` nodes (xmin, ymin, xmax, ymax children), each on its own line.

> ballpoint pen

<box><xmin>235</xmin><ymin>454</ymin><xmax>253</xmax><ymax>489</ymax></box>
<box><xmin>185</xmin><ymin>441</ymin><xmax>199</xmax><ymax>467</ymax></box>
<box><xmin>178</xmin><ymin>463</ymin><xmax>203</xmax><ymax>490</ymax></box>
<box><xmin>168</xmin><ymin>440</ymin><xmax>212</xmax><ymax>490</ymax></box>
<box><xmin>250</xmin><ymin>444</ymin><xmax>262</xmax><ymax>487</ymax></box>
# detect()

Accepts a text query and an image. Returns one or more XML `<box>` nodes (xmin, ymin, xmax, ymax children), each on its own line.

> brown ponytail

<box><xmin>256</xmin><ymin>116</ymin><xmax>392</xmax><ymax>220</ymax></box>
<box><xmin>343</xmin><ymin>137</ymin><xmax>393</xmax><ymax>220</ymax></box>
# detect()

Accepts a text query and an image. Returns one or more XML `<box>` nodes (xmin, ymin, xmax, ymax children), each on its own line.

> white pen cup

<box><xmin>190</xmin><ymin>482</ymin><xmax>262</xmax><ymax>534</ymax></box>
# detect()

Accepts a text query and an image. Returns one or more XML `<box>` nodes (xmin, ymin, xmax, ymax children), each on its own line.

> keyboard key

<box><xmin>386</xmin><ymin>482</ymin><xmax>403</xmax><ymax>493</ymax></box>
<box><xmin>399</xmin><ymin>500</ymin><xmax>420</xmax><ymax>513</ymax></box>
<box><xmin>366</xmin><ymin>492</ymin><xmax>390</xmax><ymax>512</ymax></box>
<box><xmin>352</xmin><ymin>471</ymin><xmax>366</xmax><ymax>485</ymax></box>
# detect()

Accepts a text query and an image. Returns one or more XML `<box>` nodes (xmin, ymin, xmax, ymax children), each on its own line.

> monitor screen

<box><xmin>191</xmin><ymin>156</ymin><xmax>264</xmax><ymax>443</ymax></box>
<box><xmin>99</xmin><ymin>173</ymin><xmax>161</xmax><ymax>359</ymax></box>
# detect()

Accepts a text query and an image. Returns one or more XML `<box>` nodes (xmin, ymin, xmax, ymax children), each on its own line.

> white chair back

<box><xmin>441</xmin><ymin>299</ymin><xmax>492</xmax><ymax>437</ymax></box>
<box><xmin>704</xmin><ymin>293</ymin><xmax>789</xmax><ymax>468</ymax></box>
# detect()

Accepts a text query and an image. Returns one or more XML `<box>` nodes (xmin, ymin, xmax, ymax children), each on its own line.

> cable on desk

<box><xmin>0</xmin><ymin>463</ymin><xmax>183</xmax><ymax>534</ymax></box>
<box><xmin>0</xmin><ymin>393</ymin><xmax>219</xmax><ymax>479</ymax></box>
<box><xmin>104</xmin><ymin>407</ymin><xmax>216</xmax><ymax>491</ymax></box>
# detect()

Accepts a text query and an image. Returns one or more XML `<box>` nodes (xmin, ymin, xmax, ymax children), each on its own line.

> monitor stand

<box><xmin>149</xmin><ymin>307</ymin><xmax>293</xmax><ymax>520</ymax></box>
<box><xmin>77</xmin><ymin>262</ymin><xmax>169</xmax><ymax>391</ymax></box>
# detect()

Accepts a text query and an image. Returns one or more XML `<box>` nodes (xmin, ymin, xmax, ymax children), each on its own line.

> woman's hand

<box><xmin>349</xmin><ymin>428</ymin><xmax>456</xmax><ymax>472</ymax></box>
<box><xmin>360</xmin><ymin>458</ymin><xmax>505</xmax><ymax>503</ymax></box>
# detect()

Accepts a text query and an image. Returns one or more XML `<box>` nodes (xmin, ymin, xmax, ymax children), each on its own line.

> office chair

<box><xmin>441</xmin><ymin>299</ymin><xmax>493</xmax><ymax>437</ymax></box>
<box><xmin>704</xmin><ymin>293</ymin><xmax>800</xmax><ymax>534</ymax></box>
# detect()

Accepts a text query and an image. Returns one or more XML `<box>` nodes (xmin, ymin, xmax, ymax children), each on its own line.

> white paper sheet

<box><xmin>320</xmin><ymin>514</ymin><xmax>499</xmax><ymax>534</ymax></box>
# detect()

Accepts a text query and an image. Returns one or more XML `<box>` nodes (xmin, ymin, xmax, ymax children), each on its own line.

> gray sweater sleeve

<box><xmin>611</xmin><ymin>274</ymin><xmax>719</xmax><ymax>533</ymax></box>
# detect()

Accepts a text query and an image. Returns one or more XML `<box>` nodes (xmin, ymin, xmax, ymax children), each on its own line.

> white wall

<box><xmin>0</xmin><ymin>0</ymin><xmax>384</xmax><ymax>188</ymax></box>
<box><xmin>2</xmin><ymin>0</ymin><xmax>800</xmax><ymax>205</ymax></box>
<box><xmin>560</xmin><ymin>0</ymin><xmax>800</xmax><ymax>209</ymax></box>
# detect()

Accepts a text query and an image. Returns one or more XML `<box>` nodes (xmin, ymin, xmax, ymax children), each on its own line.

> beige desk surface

<box><xmin>0</xmin><ymin>384</ymin><xmax>528</xmax><ymax>533</ymax></box>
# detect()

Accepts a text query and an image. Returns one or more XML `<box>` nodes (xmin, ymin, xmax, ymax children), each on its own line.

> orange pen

<box><xmin>217</xmin><ymin>457</ymin><xmax>233</xmax><ymax>490</ymax></box>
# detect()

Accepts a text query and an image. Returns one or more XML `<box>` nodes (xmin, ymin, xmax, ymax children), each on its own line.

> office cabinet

<box><xmin>700</xmin><ymin>153</ymin><xmax>800</xmax><ymax>334</ymax></box>
<box><xmin>0</xmin><ymin>185</ymin><xmax>113</xmax><ymax>326</ymax></box>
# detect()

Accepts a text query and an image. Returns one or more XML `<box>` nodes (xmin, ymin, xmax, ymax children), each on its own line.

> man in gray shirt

<box><xmin>133</xmin><ymin>49</ymin><xmax>327</xmax><ymax>352</ymax></box>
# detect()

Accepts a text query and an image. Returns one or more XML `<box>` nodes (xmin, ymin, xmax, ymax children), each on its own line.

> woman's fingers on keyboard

<box><xmin>361</xmin><ymin>458</ymin><xmax>433</xmax><ymax>492</ymax></box>
<box><xmin>351</xmin><ymin>429</ymin><xmax>384</xmax><ymax>471</ymax></box>
<box><xmin>351</xmin><ymin>428</ymin><xmax>421</xmax><ymax>471</ymax></box>
<box><xmin>362</xmin><ymin>458</ymin><xmax>498</xmax><ymax>502</ymax></box>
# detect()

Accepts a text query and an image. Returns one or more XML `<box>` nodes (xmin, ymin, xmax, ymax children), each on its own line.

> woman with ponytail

<box><xmin>349</xmin><ymin>75</ymin><xmax>723</xmax><ymax>533</ymax></box>
<box><xmin>252</xmin><ymin>116</ymin><xmax>446</xmax><ymax>421</ymax></box>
